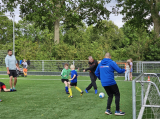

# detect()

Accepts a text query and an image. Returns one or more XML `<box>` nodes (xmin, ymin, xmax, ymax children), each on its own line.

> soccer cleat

<box><xmin>115</xmin><ymin>110</ymin><xmax>125</xmax><ymax>116</ymax></box>
<box><xmin>80</xmin><ymin>91</ymin><xmax>83</xmax><ymax>96</ymax></box>
<box><xmin>85</xmin><ymin>89</ymin><xmax>88</xmax><ymax>93</ymax></box>
<box><xmin>68</xmin><ymin>95</ymin><xmax>73</xmax><ymax>98</ymax></box>
<box><xmin>105</xmin><ymin>109</ymin><xmax>112</xmax><ymax>115</ymax></box>
<box><xmin>0</xmin><ymin>99</ymin><xmax>2</xmax><ymax>102</ymax></box>
<box><xmin>13</xmin><ymin>87</ymin><xmax>16</xmax><ymax>90</ymax></box>
<box><xmin>95</xmin><ymin>89</ymin><xmax>98</xmax><ymax>94</ymax></box>
<box><xmin>66</xmin><ymin>92</ymin><xmax>69</xmax><ymax>94</ymax></box>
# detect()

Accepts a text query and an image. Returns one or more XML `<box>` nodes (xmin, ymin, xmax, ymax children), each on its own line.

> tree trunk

<box><xmin>54</xmin><ymin>19</ymin><xmax>60</xmax><ymax>44</ymax></box>
<box><xmin>153</xmin><ymin>17</ymin><xmax>160</xmax><ymax>38</ymax></box>
<box><xmin>150</xmin><ymin>0</ymin><xmax>160</xmax><ymax>38</ymax></box>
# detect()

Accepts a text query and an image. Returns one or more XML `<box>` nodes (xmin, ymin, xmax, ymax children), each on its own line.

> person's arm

<box><xmin>5</xmin><ymin>57</ymin><xmax>10</xmax><ymax>74</ymax></box>
<box><xmin>61</xmin><ymin>70</ymin><xmax>67</xmax><ymax>77</ymax></box>
<box><xmin>69</xmin><ymin>74</ymin><xmax>76</xmax><ymax>80</ymax></box>
<box><xmin>84</xmin><ymin>61</ymin><xmax>98</xmax><ymax>72</ymax></box>
<box><xmin>112</xmin><ymin>61</ymin><xmax>126</xmax><ymax>73</ymax></box>
<box><xmin>95</xmin><ymin>65</ymin><xmax>100</xmax><ymax>80</ymax></box>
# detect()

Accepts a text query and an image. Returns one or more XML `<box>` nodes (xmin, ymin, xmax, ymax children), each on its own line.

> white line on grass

<box><xmin>0</xmin><ymin>78</ymin><xmax>131</xmax><ymax>82</ymax></box>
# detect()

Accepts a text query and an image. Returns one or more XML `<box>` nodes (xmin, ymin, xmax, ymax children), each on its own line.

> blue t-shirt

<box><xmin>71</xmin><ymin>70</ymin><xmax>78</xmax><ymax>83</ymax></box>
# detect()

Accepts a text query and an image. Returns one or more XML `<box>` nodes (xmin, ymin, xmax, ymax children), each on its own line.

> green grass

<box><xmin>0</xmin><ymin>75</ymin><xmax>133</xmax><ymax>119</ymax></box>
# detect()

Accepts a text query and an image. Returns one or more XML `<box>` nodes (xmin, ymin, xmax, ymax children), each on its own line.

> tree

<box><xmin>1</xmin><ymin>0</ymin><xmax>112</xmax><ymax>44</ymax></box>
<box><xmin>0</xmin><ymin>12</ymin><xmax>13</xmax><ymax>44</ymax></box>
<box><xmin>116</xmin><ymin>0</ymin><xmax>160</xmax><ymax>38</ymax></box>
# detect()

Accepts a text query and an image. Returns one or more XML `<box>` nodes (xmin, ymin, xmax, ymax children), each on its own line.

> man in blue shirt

<box><xmin>68</xmin><ymin>65</ymin><xmax>83</xmax><ymax>98</ymax></box>
<box><xmin>95</xmin><ymin>53</ymin><xmax>126</xmax><ymax>116</ymax></box>
<box><xmin>5</xmin><ymin>49</ymin><xmax>20</xmax><ymax>90</ymax></box>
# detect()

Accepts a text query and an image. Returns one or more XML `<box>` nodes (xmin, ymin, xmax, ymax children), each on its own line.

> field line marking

<box><xmin>0</xmin><ymin>78</ymin><xmax>131</xmax><ymax>82</ymax></box>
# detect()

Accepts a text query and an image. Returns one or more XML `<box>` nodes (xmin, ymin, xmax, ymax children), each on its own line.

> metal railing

<box><xmin>132</xmin><ymin>73</ymin><xmax>160</xmax><ymax>119</ymax></box>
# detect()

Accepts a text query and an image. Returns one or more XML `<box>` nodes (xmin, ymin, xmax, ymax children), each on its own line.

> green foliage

<box><xmin>116</xmin><ymin>0</ymin><xmax>160</xmax><ymax>38</ymax></box>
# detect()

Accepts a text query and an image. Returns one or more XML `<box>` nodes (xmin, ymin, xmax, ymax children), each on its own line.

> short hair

<box><xmin>8</xmin><ymin>49</ymin><xmax>12</xmax><ymax>52</ymax></box>
<box><xmin>64</xmin><ymin>63</ymin><xmax>68</xmax><ymax>67</ymax></box>
<box><xmin>105</xmin><ymin>53</ymin><xmax>111</xmax><ymax>57</ymax></box>
<box><xmin>70</xmin><ymin>65</ymin><xmax>75</xmax><ymax>69</ymax></box>
<box><xmin>88</xmin><ymin>56</ymin><xmax>93</xmax><ymax>59</ymax></box>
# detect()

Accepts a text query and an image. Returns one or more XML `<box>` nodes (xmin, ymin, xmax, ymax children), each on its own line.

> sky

<box><xmin>1</xmin><ymin>0</ymin><xmax>125</xmax><ymax>28</ymax></box>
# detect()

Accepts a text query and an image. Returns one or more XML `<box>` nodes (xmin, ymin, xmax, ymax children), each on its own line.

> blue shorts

<box><xmin>130</xmin><ymin>68</ymin><xmax>133</xmax><ymax>72</ymax></box>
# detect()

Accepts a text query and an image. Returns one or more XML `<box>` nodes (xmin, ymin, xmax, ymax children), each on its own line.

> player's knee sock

<box><xmin>65</xmin><ymin>86</ymin><xmax>68</xmax><ymax>92</ymax></box>
<box><xmin>69</xmin><ymin>88</ymin><xmax>72</xmax><ymax>96</ymax></box>
<box><xmin>75</xmin><ymin>86</ymin><xmax>82</xmax><ymax>92</ymax></box>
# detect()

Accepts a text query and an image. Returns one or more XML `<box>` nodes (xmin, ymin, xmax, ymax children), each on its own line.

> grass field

<box><xmin>0</xmin><ymin>75</ymin><xmax>133</xmax><ymax>119</ymax></box>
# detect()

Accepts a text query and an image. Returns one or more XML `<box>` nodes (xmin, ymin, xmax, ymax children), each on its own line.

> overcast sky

<box><xmin>2</xmin><ymin>0</ymin><xmax>125</xmax><ymax>28</ymax></box>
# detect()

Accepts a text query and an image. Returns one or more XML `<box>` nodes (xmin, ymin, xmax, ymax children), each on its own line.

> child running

<box><xmin>68</xmin><ymin>65</ymin><xmax>83</xmax><ymax>98</ymax></box>
<box><xmin>61</xmin><ymin>63</ymin><xmax>79</xmax><ymax>94</ymax></box>
<box><xmin>124</xmin><ymin>62</ymin><xmax>130</xmax><ymax>81</ymax></box>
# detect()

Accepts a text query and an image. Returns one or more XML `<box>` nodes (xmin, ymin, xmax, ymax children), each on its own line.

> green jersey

<box><xmin>61</xmin><ymin>68</ymin><xmax>77</xmax><ymax>79</ymax></box>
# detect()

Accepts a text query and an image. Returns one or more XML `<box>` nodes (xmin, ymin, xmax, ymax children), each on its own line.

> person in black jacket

<box><xmin>83</xmin><ymin>56</ymin><xmax>98</xmax><ymax>94</ymax></box>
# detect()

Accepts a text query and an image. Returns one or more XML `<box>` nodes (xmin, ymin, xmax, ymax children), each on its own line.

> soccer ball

<box><xmin>99</xmin><ymin>92</ymin><xmax>105</xmax><ymax>98</ymax></box>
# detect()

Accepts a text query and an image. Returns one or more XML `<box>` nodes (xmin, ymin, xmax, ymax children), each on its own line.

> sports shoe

<box><xmin>66</xmin><ymin>92</ymin><xmax>69</xmax><ymax>94</ymax></box>
<box><xmin>80</xmin><ymin>91</ymin><xmax>83</xmax><ymax>96</ymax></box>
<box><xmin>85</xmin><ymin>89</ymin><xmax>88</xmax><ymax>93</ymax></box>
<box><xmin>68</xmin><ymin>95</ymin><xmax>73</xmax><ymax>98</ymax></box>
<box><xmin>13</xmin><ymin>87</ymin><xmax>16</xmax><ymax>90</ymax></box>
<box><xmin>95</xmin><ymin>89</ymin><xmax>98</xmax><ymax>94</ymax></box>
<box><xmin>0</xmin><ymin>99</ymin><xmax>2</xmax><ymax>102</ymax></box>
<box><xmin>115</xmin><ymin>110</ymin><xmax>125</xmax><ymax>115</ymax></box>
<box><xmin>105</xmin><ymin>109</ymin><xmax>112</xmax><ymax>115</ymax></box>
<box><xmin>10</xmin><ymin>89</ymin><xmax>13</xmax><ymax>92</ymax></box>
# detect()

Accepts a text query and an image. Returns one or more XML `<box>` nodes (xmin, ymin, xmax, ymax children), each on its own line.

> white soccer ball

<box><xmin>99</xmin><ymin>92</ymin><xmax>105</xmax><ymax>98</ymax></box>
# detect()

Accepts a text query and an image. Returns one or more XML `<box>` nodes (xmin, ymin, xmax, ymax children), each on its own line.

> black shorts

<box><xmin>70</xmin><ymin>82</ymin><xmax>77</xmax><ymax>86</ymax></box>
<box><xmin>61</xmin><ymin>79</ymin><xmax>69</xmax><ymax>83</ymax></box>
<box><xmin>9</xmin><ymin>70</ymin><xmax>17</xmax><ymax>77</ymax></box>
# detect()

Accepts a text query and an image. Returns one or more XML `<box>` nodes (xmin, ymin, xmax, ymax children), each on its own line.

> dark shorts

<box><xmin>70</xmin><ymin>82</ymin><xmax>77</xmax><ymax>86</ymax></box>
<box><xmin>9</xmin><ymin>70</ymin><xmax>17</xmax><ymax>77</ymax></box>
<box><xmin>61</xmin><ymin>79</ymin><xmax>69</xmax><ymax>83</ymax></box>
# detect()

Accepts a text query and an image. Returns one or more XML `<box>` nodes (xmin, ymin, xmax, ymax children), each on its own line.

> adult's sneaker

<box><xmin>115</xmin><ymin>110</ymin><xmax>125</xmax><ymax>115</ymax></box>
<box><xmin>85</xmin><ymin>89</ymin><xmax>88</xmax><ymax>93</ymax></box>
<box><xmin>105</xmin><ymin>109</ymin><xmax>112</xmax><ymax>115</ymax></box>
<box><xmin>95</xmin><ymin>89</ymin><xmax>98</xmax><ymax>94</ymax></box>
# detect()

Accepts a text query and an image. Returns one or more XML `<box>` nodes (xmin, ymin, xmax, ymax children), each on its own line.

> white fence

<box><xmin>0</xmin><ymin>60</ymin><xmax>160</xmax><ymax>75</ymax></box>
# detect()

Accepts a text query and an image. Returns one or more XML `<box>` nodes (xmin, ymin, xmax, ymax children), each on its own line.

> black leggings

<box><xmin>86</xmin><ymin>73</ymin><xmax>97</xmax><ymax>90</ymax></box>
<box><xmin>103</xmin><ymin>84</ymin><xmax>120</xmax><ymax>111</ymax></box>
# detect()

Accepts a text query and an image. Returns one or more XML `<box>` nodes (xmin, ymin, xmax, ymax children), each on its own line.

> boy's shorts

<box><xmin>61</xmin><ymin>79</ymin><xmax>69</xmax><ymax>83</ymax></box>
<box><xmin>23</xmin><ymin>68</ymin><xmax>27</xmax><ymax>72</ymax></box>
<box><xmin>70</xmin><ymin>82</ymin><xmax>77</xmax><ymax>86</ymax></box>
<box><xmin>0</xmin><ymin>85</ymin><xmax>6</xmax><ymax>90</ymax></box>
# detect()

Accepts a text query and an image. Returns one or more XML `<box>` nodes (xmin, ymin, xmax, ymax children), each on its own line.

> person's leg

<box><xmin>9</xmin><ymin>76</ymin><xmax>13</xmax><ymax>89</ymax></box>
<box><xmin>91</xmin><ymin>73</ymin><xmax>97</xmax><ymax>90</ymax></box>
<box><xmin>127</xmin><ymin>70</ymin><xmax>130</xmax><ymax>81</ymax></box>
<box><xmin>13</xmin><ymin>77</ymin><xmax>17</xmax><ymax>88</ymax></box>
<box><xmin>130</xmin><ymin>72</ymin><xmax>132</xmax><ymax>81</ymax></box>
<box><xmin>109</xmin><ymin>84</ymin><xmax>121</xmax><ymax>112</ymax></box>
<box><xmin>104</xmin><ymin>86</ymin><xmax>113</xmax><ymax>110</ymax></box>
<box><xmin>68</xmin><ymin>84</ymin><xmax>72</xmax><ymax>97</ymax></box>
<box><xmin>64</xmin><ymin>81</ymin><xmax>69</xmax><ymax>93</ymax></box>
<box><xmin>3</xmin><ymin>88</ymin><xmax>11</xmax><ymax>92</ymax></box>
<box><xmin>125</xmin><ymin>72</ymin><xmax>127</xmax><ymax>81</ymax></box>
